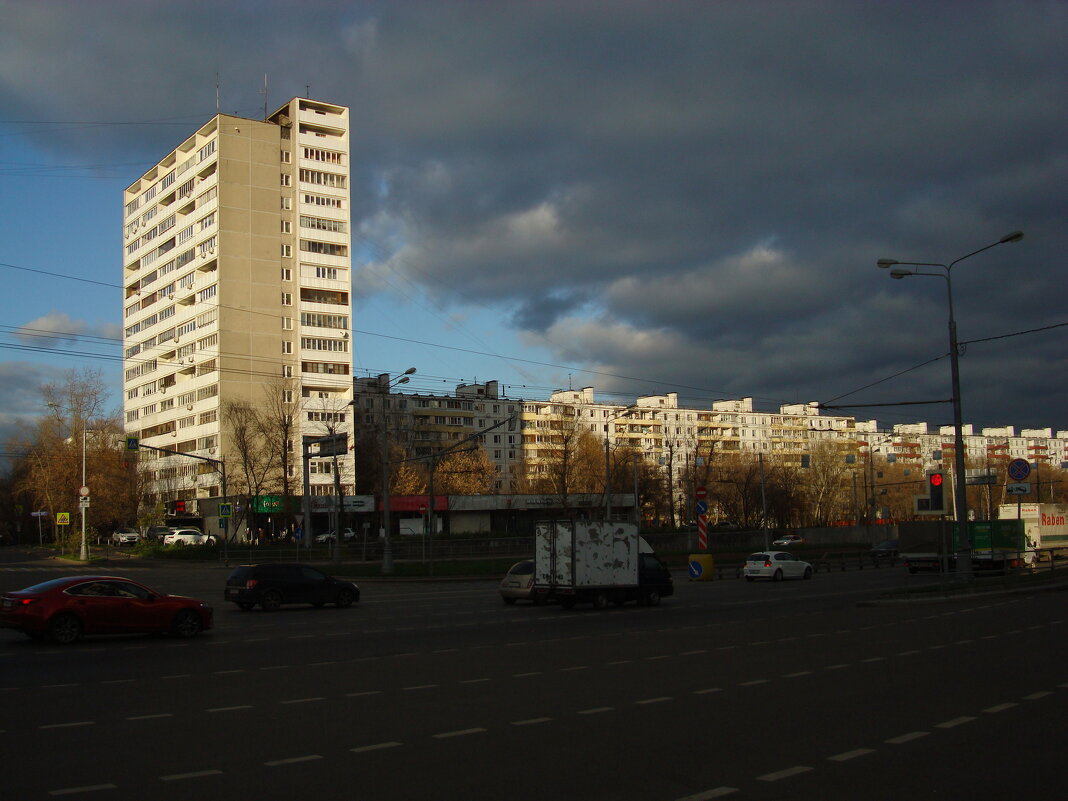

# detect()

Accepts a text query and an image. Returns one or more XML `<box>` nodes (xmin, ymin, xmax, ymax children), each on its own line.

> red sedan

<box><xmin>0</xmin><ymin>576</ymin><xmax>213</xmax><ymax>644</ymax></box>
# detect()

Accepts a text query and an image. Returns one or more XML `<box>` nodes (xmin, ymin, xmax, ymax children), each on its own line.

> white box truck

<box><xmin>532</xmin><ymin>520</ymin><xmax>673</xmax><ymax>609</ymax></box>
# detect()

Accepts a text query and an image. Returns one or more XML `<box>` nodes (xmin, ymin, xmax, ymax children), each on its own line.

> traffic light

<box><xmin>927</xmin><ymin>471</ymin><xmax>945</xmax><ymax>513</ymax></box>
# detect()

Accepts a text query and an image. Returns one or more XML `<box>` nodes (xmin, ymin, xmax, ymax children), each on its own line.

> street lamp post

<box><xmin>878</xmin><ymin>230</ymin><xmax>1023</xmax><ymax>579</ymax></box>
<box><xmin>357</xmin><ymin>368</ymin><xmax>415</xmax><ymax>576</ymax></box>
<box><xmin>80</xmin><ymin>429</ymin><xmax>93</xmax><ymax>561</ymax></box>
<box><xmin>605</xmin><ymin>407</ymin><xmax>636</xmax><ymax>522</ymax></box>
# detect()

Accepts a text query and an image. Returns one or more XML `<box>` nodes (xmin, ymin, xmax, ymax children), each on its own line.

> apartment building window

<box><xmin>282</xmin><ymin>365</ymin><xmax>293</xmax><ymax>378</ymax></box>
<box><xmin>177</xmin><ymin>225</ymin><xmax>194</xmax><ymax>244</ymax></box>
<box><xmin>302</xmin><ymin>192</ymin><xmax>343</xmax><ymax>209</ymax></box>
<box><xmin>281</xmin><ymin>267</ymin><xmax>292</xmax><ymax>281</ymax></box>
<box><xmin>197</xmin><ymin>333</ymin><xmax>217</xmax><ymax>350</ymax></box>
<box><xmin>281</xmin><ymin>196</ymin><xmax>292</xmax><ymax>210</ymax></box>
<box><xmin>307</xmin><ymin>411</ymin><xmax>347</xmax><ymax>423</ymax></box>
<box><xmin>301</xmin><ymin>361</ymin><xmax>349</xmax><ymax>375</ymax></box>
<box><xmin>300</xmin><ymin>215</ymin><xmax>347</xmax><ymax>233</ymax></box>
<box><xmin>300</xmin><ymin>288</ymin><xmax>347</xmax><ymax>305</ymax></box>
<box><xmin>199</xmin><ymin>410</ymin><xmax>217</xmax><ymax>425</ymax></box>
<box><xmin>300</xmin><ymin>312</ymin><xmax>348</xmax><ymax>328</ymax></box>
<box><xmin>300</xmin><ymin>337</ymin><xmax>348</xmax><ymax>352</ymax></box>
<box><xmin>196</xmin><ymin>185</ymin><xmax>218</xmax><ymax>207</ymax></box>
<box><xmin>302</xmin><ymin>147</ymin><xmax>344</xmax><ymax>164</ymax></box>
<box><xmin>314</xmin><ymin>266</ymin><xmax>340</xmax><ymax>280</ymax></box>
<box><xmin>196</xmin><ymin>284</ymin><xmax>217</xmax><ymax>303</ymax></box>
<box><xmin>282</xmin><ymin>341</ymin><xmax>293</xmax><ymax>354</ymax></box>
<box><xmin>282</xmin><ymin>390</ymin><xmax>294</xmax><ymax>404</ymax></box>
<box><xmin>300</xmin><ymin>240</ymin><xmax>347</xmax><ymax>257</ymax></box>
<box><xmin>176</xmin><ymin>320</ymin><xmax>196</xmax><ymax>338</ymax></box>
<box><xmin>281</xmin><ymin>244</ymin><xmax>292</xmax><ymax>257</ymax></box>
<box><xmin>281</xmin><ymin>173</ymin><xmax>292</xmax><ymax>187</ymax></box>
<box><xmin>282</xmin><ymin>292</ymin><xmax>292</xmax><ymax>306</ymax></box>
<box><xmin>197</xmin><ymin>384</ymin><xmax>218</xmax><ymax>401</ymax></box>
<box><xmin>281</xmin><ymin>220</ymin><xmax>291</xmax><ymax>233</ymax></box>
<box><xmin>299</xmin><ymin>169</ymin><xmax>346</xmax><ymax>188</ymax></box>
<box><xmin>199</xmin><ymin>212</ymin><xmax>216</xmax><ymax>231</ymax></box>
<box><xmin>282</xmin><ymin>317</ymin><xmax>293</xmax><ymax>330</ymax></box>
<box><xmin>196</xmin><ymin>308</ymin><xmax>217</xmax><ymax>328</ymax></box>
<box><xmin>126</xmin><ymin>410</ymin><xmax>139</xmax><ymax>423</ymax></box>
<box><xmin>198</xmin><ymin>236</ymin><xmax>217</xmax><ymax>258</ymax></box>
<box><xmin>198</xmin><ymin>139</ymin><xmax>216</xmax><ymax>162</ymax></box>
<box><xmin>281</xmin><ymin>150</ymin><xmax>291</xmax><ymax>163</ymax></box>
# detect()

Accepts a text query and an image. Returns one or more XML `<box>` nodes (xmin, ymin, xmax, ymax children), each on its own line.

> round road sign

<box><xmin>696</xmin><ymin>486</ymin><xmax>707</xmax><ymax>500</ymax></box>
<box><xmin>1007</xmin><ymin>459</ymin><xmax>1031</xmax><ymax>482</ymax></box>
<box><xmin>78</xmin><ymin>485</ymin><xmax>90</xmax><ymax>497</ymax></box>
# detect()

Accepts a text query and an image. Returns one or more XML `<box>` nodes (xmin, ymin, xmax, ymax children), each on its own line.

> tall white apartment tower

<box><xmin>122</xmin><ymin>98</ymin><xmax>354</xmax><ymax>515</ymax></box>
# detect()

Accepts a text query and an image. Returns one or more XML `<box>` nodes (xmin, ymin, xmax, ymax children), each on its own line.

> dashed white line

<box><xmin>693</xmin><ymin>688</ymin><xmax>722</xmax><ymax>695</ymax></box>
<box><xmin>935</xmin><ymin>716</ymin><xmax>975</xmax><ymax>729</ymax></box>
<box><xmin>675</xmin><ymin>788</ymin><xmax>739</xmax><ymax>800</ymax></box>
<box><xmin>828</xmin><ymin>748</ymin><xmax>875</xmax><ymax>762</ymax></box>
<box><xmin>351</xmin><ymin>741</ymin><xmax>403</xmax><ymax>753</ymax></box>
<box><xmin>758</xmin><ymin>766</ymin><xmax>812</xmax><ymax>781</ymax></box>
<box><xmin>42</xmin><ymin>683</ymin><xmax>79</xmax><ymax>688</ymax></box>
<box><xmin>636</xmin><ymin>697</ymin><xmax>672</xmax><ymax>705</ymax></box>
<box><xmin>265</xmin><ymin>755</ymin><xmax>323</xmax><ymax>766</ymax></box>
<box><xmin>460</xmin><ymin>678</ymin><xmax>491</xmax><ymax>685</ymax></box>
<box><xmin>513</xmin><ymin>671</ymin><xmax>542</xmax><ymax>677</ymax></box>
<box><xmin>983</xmin><ymin>703</ymin><xmax>1017</xmax><ymax>713</ymax></box>
<box><xmin>208</xmin><ymin>705</ymin><xmax>253</xmax><ymax>713</ymax></box>
<box><xmin>1024</xmin><ymin>691</ymin><xmax>1053</xmax><ymax>700</ymax></box>
<box><xmin>511</xmin><ymin>717</ymin><xmax>553</xmax><ymax>726</ymax></box>
<box><xmin>213</xmin><ymin>669</ymin><xmax>245</xmax><ymax>675</ymax></box>
<box><xmin>402</xmin><ymin>684</ymin><xmax>438</xmax><ymax>691</ymax></box>
<box><xmin>160</xmin><ymin>770</ymin><xmax>222</xmax><ymax>781</ymax></box>
<box><xmin>160</xmin><ymin>674</ymin><xmax>191</xmax><ymax>680</ymax></box>
<box><xmin>433</xmin><ymin>728</ymin><xmax>486</xmax><ymax>739</ymax></box>
<box><xmin>346</xmin><ymin>690</ymin><xmax>382</xmax><ymax>698</ymax></box>
<box><xmin>739</xmin><ymin>679</ymin><xmax>768</xmax><ymax>686</ymax></box>
<box><xmin>886</xmin><ymin>731</ymin><xmax>929</xmax><ymax>744</ymax></box>
<box><xmin>785</xmin><ymin>671</ymin><xmax>812</xmax><ymax>678</ymax></box>
<box><xmin>280</xmin><ymin>697</ymin><xmax>324</xmax><ymax>705</ymax></box>
<box><xmin>578</xmin><ymin>707</ymin><xmax>614</xmax><ymax>715</ymax></box>
<box><xmin>41</xmin><ymin>721</ymin><xmax>94</xmax><ymax>729</ymax></box>
<box><xmin>49</xmin><ymin>783</ymin><xmax>117</xmax><ymax>795</ymax></box>
<box><xmin>127</xmin><ymin>713</ymin><xmax>172</xmax><ymax>720</ymax></box>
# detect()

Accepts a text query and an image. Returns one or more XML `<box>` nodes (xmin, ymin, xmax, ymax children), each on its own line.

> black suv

<box><xmin>224</xmin><ymin>564</ymin><xmax>360</xmax><ymax>611</ymax></box>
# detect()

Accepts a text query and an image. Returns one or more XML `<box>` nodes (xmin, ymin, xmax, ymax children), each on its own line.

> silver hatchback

<box><xmin>499</xmin><ymin>560</ymin><xmax>536</xmax><ymax>604</ymax></box>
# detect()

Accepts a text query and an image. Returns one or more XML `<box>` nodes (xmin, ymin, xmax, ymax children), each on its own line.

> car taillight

<box><xmin>764</xmin><ymin>560</ymin><xmax>772</xmax><ymax>568</ymax></box>
<box><xmin>19</xmin><ymin>598</ymin><xmax>38</xmax><ymax>606</ymax></box>
<box><xmin>246</xmin><ymin>579</ymin><xmax>258</xmax><ymax>589</ymax></box>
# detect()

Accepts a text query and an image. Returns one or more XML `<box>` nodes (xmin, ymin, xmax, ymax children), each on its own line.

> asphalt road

<box><xmin>2</xmin><ymin>550</ymin><xmax>1066</xmax><ymax>800</ymax></box>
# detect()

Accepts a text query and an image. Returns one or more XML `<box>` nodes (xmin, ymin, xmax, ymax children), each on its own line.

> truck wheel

<box><xmin>644</xmin><ymin>589</ymin><xmax>661</xmax><ymax>607</ymax></box>
<box><xmin>592</xmin><ymin>591</ymin><xmax>609</xmax><ymax>610</ymax></box>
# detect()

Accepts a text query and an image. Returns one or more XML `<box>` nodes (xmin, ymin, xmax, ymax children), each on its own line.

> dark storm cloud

<box><xmin>1</xmin><ymin>0</ymin><xmax>1064</xmax><ymax>428</ymax></box>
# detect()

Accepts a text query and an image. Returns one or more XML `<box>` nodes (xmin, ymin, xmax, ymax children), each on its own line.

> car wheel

<box><xmin>237</xmin><ymin>603</ymin><xmax>255</xmax><ymax>611</ymax></box>
<box><xmin>205</xmin><ymin>536</ymin><xmax>217</xmax><ymax>546</ymax></box>
<box><xmin>773</xmin><ymin>569</ymin><xmax>783</xmax><ymax>582</ymax></box>
<box><xmin>803</xmin><ymin>567</ymin><xmax>813</xmax><ymax>580</ymax></box>
<box><xmin>172</xmin><ymin>610</ymin><xmax>202</xmax><ymax>638</ymax></box>
<box><xmin>261</xmin><ymin>590</ymin><xmax>283</xmax><ymax>611</ymax></box>
<box><xmin>335</xmin><ymin>588</ymin><xmax>355</xmax><ymax>609</ymax></box>
<box><xmin>502</xmin><ymin>596</ymin><xmax>517</xmax><ymax>605</ymax></box>
<box><xmin>644</xmin><ymin>589</ymin><xmax>661</xmax><ymax>606</ymax></box>
<box><xmin>592</xmin><ymin>591</ymin><xmax>610</xmax><ymax>610</ymax></box>
<box><xmin>49</xmin><ymin>613</ymin><xmax>83</xmax><ymax>644</ymax></box>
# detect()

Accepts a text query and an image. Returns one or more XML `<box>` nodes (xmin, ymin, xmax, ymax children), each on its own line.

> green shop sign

<box><xmin>251</xmin><ymin>495</ymin><xmax>293</xmax><ymax>514</ymax></box>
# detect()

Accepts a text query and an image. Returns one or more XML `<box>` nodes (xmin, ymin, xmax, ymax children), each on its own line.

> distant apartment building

<box><xmin>351</xmin><ymin>375</ymin><xmax>522</xmax><ymax>491</ymax></box>
<box><xmin>122</xmin><ymin>98</ymin><xmax>354</xmax><ymax>510</ymax></box>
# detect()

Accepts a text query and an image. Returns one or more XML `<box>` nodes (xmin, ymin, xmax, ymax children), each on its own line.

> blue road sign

<box><xmin>695</xmin><ymin>500</ymin><xmax>708</xmax><ymax>517</ymax></box>
<box><xmin>1007</xmin><ymin>458</ymin><xmax>1031</xmax><ymax>481</ymax></box>
<box><xmin>688</xmin><ymin>560</ymin><xmax>705</xmax><ymax>579</ymax></box>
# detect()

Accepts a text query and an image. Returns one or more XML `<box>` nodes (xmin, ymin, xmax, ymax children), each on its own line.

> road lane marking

<box><xmin>265</xmin><ymin>755</ymin><xmax>323</xmax><ymax>766</ymax></box>
<box><xmin>757</xmin><ymin>766</ymin><xmax>812</xmax><ymax>781</ymax></box>
<box><xmin>460</xmin><ymin>678</ymin><xmax>491</xmax><ymax>684</ymax></box>
<box><xmin>433</xmin><ymin>728</ymin><xmax>486</xmax><ymax>738</ymax></box>
<box><xmin>280</xmin><ymin>697</ymin><xmax>324</xmax><ymax>704</ymax></box>
<box><xmin>681</xmin><ymin>649</ymin><xmax>708</xmax><ymax>656</ymax></box>
<box><xmin>636</xmin><ymin>697</ymin><xmax>672</xmax><ymax>705</ymax></box>
<box><xmin>511</xmin><ymin>717</ymin><xmax>553</xmax><ymax>726</ymax></box>
<box><xmin>346</xmin><ymin>691</ymin><xmax>383</xmax><ymax>697</ymax></box>
<box><xmin>160</xmin><ymin>674</ymin><xmax>191</xmax><ymax>679</ymax></box>
<box><xmin>99</xmin><ymin>679</ymin><xmax>135</xmax><ymax>685</ymax></box>
<box><xmin>127</xmin><ymin>713</ymin><xmax>172</xmax><ymax>720</ymax></box>
<box><xmin>886</xmin><ymin>732</ymin><xmax>929</xmax><ymax>744</ymax></box>
<box><xmin>983</xmin><ymin>703</ymin><xmax>1017</xmax><ymax>713</ymax></box>
<box><xmin>161</xmin><ymin>770</ymin><xmax>222</xmax><ymax>781</ymax></box>
<box><xmin>351</xmin><ymin>741</ymin><xmax>403</xmax><ymax>753</ymax></box>
<box><xmin>213</xmin><ymin>669</ymin><xmax>245</xmax><ymax>675</ymax></box>
<box><xmin>825</xmin><ymin>664</ymin><xmax>849</xmax><ymax>670</ymax></box>
<box><xmin>560</xmin><ymin>666</ymin><xmax>589</xmax><ymax>672</ymax></box>
<box><xmin>936</xmin><ymin>716</ymin><xmax>975</xmax><ymax>728</ymax></box>
<box><xmin>861</xmin><ymin>657</ymin><xmax>886</xmax><ymax>663</ymax></box>
<box><xmin>49</xmin><ymin>784</ymin><xmax>117</xmax><ymax>795</ymax></box>
<box><xmin>41</xmin><ymin>721</ymin><xmax>94</xmax><ymax>729</ymax></box>
<box><xmin>514</xmin><ymin>671</ymin><xmax>542</xmax><ymax>677</ymax></box>
<box><xmin>675</xmin><ymin>788</ymin><xmax>739</xmax><ymax>799</ymax></box>
<box><xmin>578</xmin><ymin>707</ymin><xmax>614</xmax><ymax>715</ymax></box>
<box><xmin>1024</xmin><ymin>691</ymin><xmax>1053</xmax><ymax>700</ymax></box>
<box><xmin>402</xmin><ymin>684</ymin><xmax>438</xmax><ymax>691</ymax></box>
<box><xmin>260</xmin><ymin>665</ymin><xmax>290</xmax><ymax>671</ymax></box>
<box><xmin>785</xmin><ymin>671</ymin><xmax>812</xmax><ymax>678</ymax></box>
<box><xmin>694</xmin><ymin>688</ymin><xmax>722</xmax><ymax>695</ymax></box>
<box><xmin>739</xmin><ymin>680</ymin><xmax>768</xmax><ymax>686</ymax></box>
<box><xmin>828</xmin><ymin>748</ymin><xmax>875</xmax><ymax>762</ymax></box>
<box><xmin>208</xmin><ymin>705</ymin><xmax>253</xmax><ymax>713</ymax></box>
<box><xmin>42</xmin><ymin>683</ymin><xmax>79</xmax><ymax>688</ymax></box>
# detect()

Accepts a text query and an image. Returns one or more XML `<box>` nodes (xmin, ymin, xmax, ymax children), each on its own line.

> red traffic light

<box><xmin>929</xmin><ymin>473</ymin><xmax>943</xmax><ymax>487</ymax></box>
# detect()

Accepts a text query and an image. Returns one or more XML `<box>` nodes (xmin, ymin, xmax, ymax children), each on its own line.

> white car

<box><xmin>163</xmin><ymin>528</ymin><xmax>216</xmax><ymax>546</ymax></box>
<box><xmin>744</xmin><ymin>551</ymin><xmax>813</xmax><ymax>582</ymax></box>
<box><xmin>314</xmin><ymin>528</ymin><xmax>356</xmax><ymax>544</ymax></box>
<box><xmin>111</xmin><ymin>528</ymin><xmax>140</xmax><ymax>546</ymax></box>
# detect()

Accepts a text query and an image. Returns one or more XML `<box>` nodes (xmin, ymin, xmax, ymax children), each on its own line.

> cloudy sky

<box><xmin>0</xmin><ymin>0</ymin><xmax>1064</xmax><ymax>445</ymax></box>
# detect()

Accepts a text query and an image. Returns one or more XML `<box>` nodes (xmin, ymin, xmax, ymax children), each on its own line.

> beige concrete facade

<box><xmin>122</xmin><ymin>98</ymin><xmax>353</xmax><ymax>512</ymax></box>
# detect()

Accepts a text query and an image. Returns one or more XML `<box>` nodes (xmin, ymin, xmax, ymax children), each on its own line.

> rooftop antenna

<box><xmin>261</xmin><ymin>73</ymin><xmax>268</xmax><ymax>119</ymax></box>
<box><xmin>215</xmin><ymin>70</ymin><xmax>220</xmax><ymax>114</ymax></box>
<box><xmin>306</xmin><ymin>83</ymin><xmax>311</xmax><ymax>98</ymax></box>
